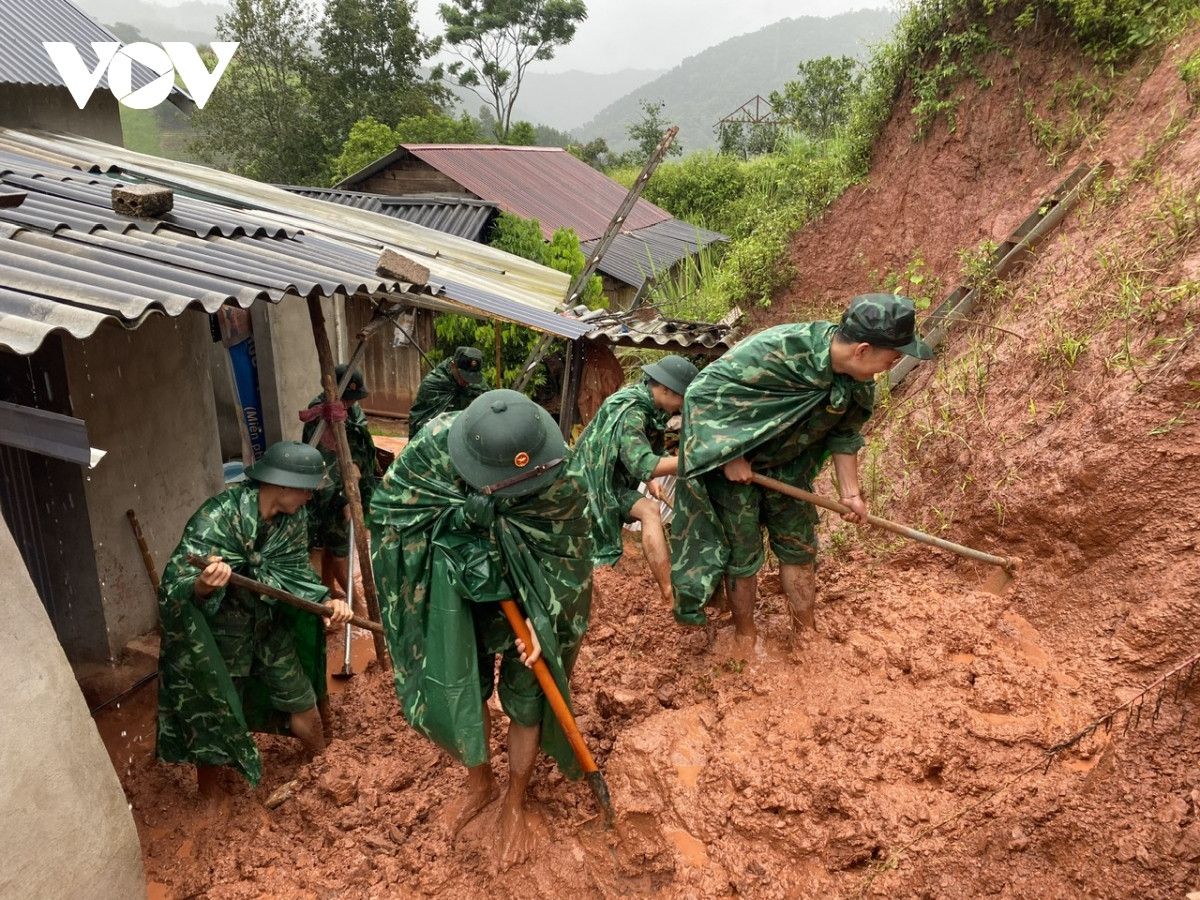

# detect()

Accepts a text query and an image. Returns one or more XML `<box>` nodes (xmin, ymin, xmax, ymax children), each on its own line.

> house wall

<box><xmin>0</xmin><ymin>83</ymin><xmax>123</xmax><ymax>145</ymax></box>
<box><xmin>252</xmin><ymin>294</ymin><xmax>336</xmax><ymax>445</ymax></box>
<box><xmin>0</xmin><ymin>518</ymin><xmax>145</xmax><ymax>899</ymax></box>
<box><xmin>360</xmin><ymin>159</ymin><xmax>468</xmax><ymax>197</ymax></box>
<box><xmin>63</xmin><ymin>312</ymin><xmax>223</xmax><ymax>659</ymax></box>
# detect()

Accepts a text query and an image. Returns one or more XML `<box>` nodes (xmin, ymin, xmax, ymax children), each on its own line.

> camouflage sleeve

<box><xmin>824</xmin><ymin>382</ymin><xmax>875</xmax><ymax>455</ymax></box>
<box><xmin>617</xmin><ymin>406</ymin><xmax>661</xmax><ymax>483</ymax></box>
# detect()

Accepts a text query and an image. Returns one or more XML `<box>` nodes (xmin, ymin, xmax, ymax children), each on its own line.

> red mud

<box><xmin>98</xmin><ymin>15</ymin><xmax>1200</xmax><ymax>898</ymax></box>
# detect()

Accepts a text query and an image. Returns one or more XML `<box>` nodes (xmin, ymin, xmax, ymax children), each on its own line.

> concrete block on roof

<box><xmin>376</xmin><ymin>248</ymin><xmax>430</xmax><ymax>287</ymax></box>
<box><xmin>112</xmin><ymin>184</ymin><xmax>174</xmax><ymax>218</ymax></box>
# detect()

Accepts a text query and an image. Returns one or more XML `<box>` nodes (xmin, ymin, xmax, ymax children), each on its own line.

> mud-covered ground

<box><xmin>98</xmin><ymin>518</ymin><xmax>1200</xmax><ymax>898</ymax></box>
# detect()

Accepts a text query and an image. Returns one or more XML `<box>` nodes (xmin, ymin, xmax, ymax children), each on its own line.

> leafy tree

<box><xmin>331</xmin><ymin>112</ymin><xmax>484</xmax><ymax>182</ymax></box>
<box><xmin>190</xmin><ymin>0</ymin><xmax>327</xmax><ymax>184</ymax></box>
<box><xmin>309</xmin><ymin>0</ymin><xmax>448</xmax><ymax>153</ymax></box>
<box><xmin>715</xmin><ymin>120</ymin><xmax>783</xmax><ymax>160</ymax></box>
<box><xmin>330</xmin><ymin>116</ymin><xmax>396</xmax><ymax>182</ymax></box>
<box><xmin>626</xmin><ymin>99</ymin><xmax>683</xmax><ymax>162</ymax></box>
<box><xmin>567</xmin><ymin>136</ymin><xmax>609</xmax><ymax>168</ymax></box>
<box><xmin>436</xmin><ymin>0</ymin><xmax>587</xmax><ymax>142</ymax></box>
<box><xmin>769</xmin><ymin>55</ymin><xmax>862</xmax><ymax>141</ymax></box>
<box><xmin>505</xmin><ymin>120</ymin><xmax>537</xmax><ymax>145</ymax></box>
<box><xmin>531</xmin><ymin>122</ymin><xmax>575</xmax><ymax>148</ymax></box>
<box><xmin>395</xmin><ymin>111</ymin><xmax>482</xmax><ymax>143</ymax></box>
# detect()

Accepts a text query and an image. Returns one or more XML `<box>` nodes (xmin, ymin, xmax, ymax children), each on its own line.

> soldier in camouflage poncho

<box><xmin>156</xmin><ymin>442</ymin><xmax>353</xmax><ymax>796</ymax></box>
<box><xmin>407</xmin><ymin>346</ymin><xmax>490</xmax><ymax>437</ymax></box>
<box><xmin>569</xmin><ymin>355</ymin><xmax>698</xmax><ymax>605</ymax></box>
<box><xmin>371</xmin><ymin>390</ymin><xmax>592</xmax><ymax>868</ymax></box>
<box><xmin>300</xmin><ymin>364</ymin><xmax>378</xmax><ymax>601</ymax></box>
<box><xmin>671</xmin><ymin>295</ymin><xmax>932</xmax><ymax>650</ymax></box>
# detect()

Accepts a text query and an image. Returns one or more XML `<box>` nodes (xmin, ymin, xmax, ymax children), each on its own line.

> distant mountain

<box><xmin>575</xmin><ymin>9</ymin><xmax>899</xmax><ymax>153</ymax></box>
<box><xmin>507</xmin><ymin>69</ymin><xmax>666</xmax><ymax>133</ymax></box>
<box><xmin>71</xmin><ymin>0</ymin><xmax>222</xmax><ymax>44</ymax></box>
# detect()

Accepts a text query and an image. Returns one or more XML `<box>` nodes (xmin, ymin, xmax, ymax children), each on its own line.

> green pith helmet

<box><xmin>334</xmin><ymin>363</ymin><xmax>369</xmax><ymax>400</ymax></box>
<box><xmin>642</xmin><ymin>355</ymin><xmax>699</xmax><ymax>396</ymax></box>
<box><xmin>244</xmin><ymin>441</ymin><xmax>326</xmax><ymax>490</ymax></box>
<box><xmin>448</xmin><ymin>390</ymin><xmax>566</xmax><ymax>498</ymax></box>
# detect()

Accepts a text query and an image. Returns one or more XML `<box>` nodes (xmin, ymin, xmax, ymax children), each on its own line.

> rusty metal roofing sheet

<box><xmin>343</xmin><ymin>145</ymin><xmax>672</xmax><ymax>242</ymax></box>
<box><xmin>581</xmin><ymin>218</ymin><xmax>728</xmax><ymax>289</ymax></box>
<box><xmin>0</xmin><ymin>129</ymin><xmax>589</xmax><ymax>354</ymax></box>
<box><xmin>0</xmin><ymin>0</ymin><xmax>187</xmax><ymax>98</ymax></box>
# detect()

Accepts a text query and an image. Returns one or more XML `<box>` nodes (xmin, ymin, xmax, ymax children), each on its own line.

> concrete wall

<box><xmin>0</xmin><ymin>84</ymin><xmax>123</xmax><ymax>145</ymax></box>
<box><xmin>63</xmin><ymin>312</ymin><xmax>223</xmax><ymax>659</ymax></box>
<box><xmin>253</xmin><ymin>294</ymin><xmax>337</xmax><ymax>444</ymax></box>
<box><xmin>0</xmin><ymin>518</ymin><xmax>146</xmax><ymax>899</ymax></box>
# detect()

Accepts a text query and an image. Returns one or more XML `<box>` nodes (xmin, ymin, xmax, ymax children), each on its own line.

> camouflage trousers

<box><xmin>471</xmin><ymin>600</ymin><xmax>583</xmax><ymax>729</ymax></box>
<box><xmin>210</xmin><ymin>609</ymin><xmax>316</xmax><ymax>714</ymax></box>
<box><xmin>704</xmin><ymin>470</ymin><xmax>820</xmax><ymax>575</ymax></box>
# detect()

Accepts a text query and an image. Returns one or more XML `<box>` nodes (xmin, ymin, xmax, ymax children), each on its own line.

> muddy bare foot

<box><xmin>440</xmin><ymin>777</ymin><xmax>499</xmax><ymax>838</ymax></box>
<box><xmin>733</xmin><ymin>629</ymin><xmax>757</xmax><ymax>657</ymax></box>
<box><xmin>494</xmin><ymin>798</ymin><xmax>539</xmax><ymax>872</ymax></box>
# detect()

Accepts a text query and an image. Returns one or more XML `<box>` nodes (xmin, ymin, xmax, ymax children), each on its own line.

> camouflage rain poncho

<box><xmin>302</xmin><ymin>396</ymin><xmax>378</xmax><ymax>552</ymax></box>
<box><xmin>569</xmin><ymin>380</ymin><xmax>666</xmax><ymax>566</ymax></box>
<box><xmin>671</xmin><ymin>322</ymin><xmax>876</xmax><ymax>624</ymax></box>
<box><xmin>407</xmin><ymin>359</ymin><xmax>489</xmax><ymax>436</ymax></box>
<box><xmin>370</xmin><ymin>414</ymin><xmax>593</xmax><ymax>778</ymax></box>
<box><xmin>156</xmin><ymin>482</ymin><xmax>329</xmax><ymax>785</ymax></box>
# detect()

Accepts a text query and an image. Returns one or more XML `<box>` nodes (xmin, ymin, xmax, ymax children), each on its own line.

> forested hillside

<box><xmin>576</xmin><ymin>8</ymin><xmax>898</xmax><ymax>152</ymax></box>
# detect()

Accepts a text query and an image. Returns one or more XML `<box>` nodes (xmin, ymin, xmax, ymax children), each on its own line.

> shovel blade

<box><xmin>586</xmin><ymin>770</ymin><xmax>615</xmax><ymax>829</ymax></box>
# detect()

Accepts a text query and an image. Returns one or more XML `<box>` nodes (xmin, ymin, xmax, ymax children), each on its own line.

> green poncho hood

<box><xmin>370</xmin><ymin>414</ymin><xmax>593</xmax><ymax>778</ymax></box>
<box><xmin>671</xmin><ymin>323</ymin><xmax>875</xmax><ymax>624</ymax></box>
<box><xmin>156</xmin><ymin>482</ymin><xmax>329</xmax><ymax>785</ymax></box>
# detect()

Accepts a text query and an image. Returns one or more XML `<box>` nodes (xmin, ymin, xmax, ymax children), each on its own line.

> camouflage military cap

<box><xmin>642</xmin><ymin>355</ymin><xmax>699</xmax><ymax>396</ymax></box>
<box><xmin>335</xmin><ymin>363</ymin><xmax>368</xmax><ymax>400</ymax></box>
<box><xmin>448</xmin><ymin>390</ymin><xmax>565</xmax><ymax>497</ymax></box>
<box><xmin>838</xmin><ymin>294</ymin><xmax>933</xmax><ymax>360</ymax></box>
<box><xmin>452</xmin><ymin>347</ymin><xmax>485</xmax><ymax>384</ymax></box>
<box><xmin>244</xmin><ymin>441</ymin><xmax>326</xmax><ymax>490</ymax></box>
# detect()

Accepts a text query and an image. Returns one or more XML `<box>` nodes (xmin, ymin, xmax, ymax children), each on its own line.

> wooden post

<box><xmin>306</xmin><ymin>296</ymin><xmax>391</xmax><ymax>670</ymax></box>
<box><xmin>494</xmin><ymin>320</ymin><xmax>503</xmax><ymax>389</ymax></box>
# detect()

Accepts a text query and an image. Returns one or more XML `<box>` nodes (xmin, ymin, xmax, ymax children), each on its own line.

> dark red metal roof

<box><xmin>400</xmin><ymin>145</ymin><xmax>672</xmax><ymax>241</ymax></box>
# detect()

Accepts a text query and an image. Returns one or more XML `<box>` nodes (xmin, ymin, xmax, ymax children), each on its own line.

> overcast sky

<box><xmin>142</xmin><ymin>0</ymin><xmax>894</xmax><ymax>74</ymax></box>
<box><xmin>417</xmin><ymin>1</ymin><xmax>894</xmax><ymax>73</ymax></box>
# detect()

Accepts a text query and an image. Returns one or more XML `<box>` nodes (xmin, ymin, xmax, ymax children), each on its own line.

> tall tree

<box><xmin>189</xmin><ymin>0</ymin><xmax>326</xmax><ymax>184</ymax></box>
<box><xmin>436</xmin><ymin>0</ymin><xmax>587</xmax><ymax>142</ymax></box>
<box><xmin>310</xmin><ymin>0</ymin><xmax>448</xmax><ymax>151</ymax></box>
<box><xmin>626</xmin><ymin>99</ymin><xmax>682</xmax><ymax>162</ymax></box>
<box><xmin>769</xmin><ymin>55</ymin><xmax>862</xmax><ymax>141</ymax></box>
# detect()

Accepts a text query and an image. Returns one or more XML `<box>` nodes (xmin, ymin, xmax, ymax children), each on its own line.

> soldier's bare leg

<box><xmin>631</xmin><ymin>497</ymin><xmax>673</xmax><ymax>605</ymax></box>
<box><xmin>289</xmin><ymin>706</ymin><xmax>327</xmax><ymax>754</ymax></box>
<box><xmin>780</xmin><ymin>563</ymin><xmax>816</xmax><ymax>645</ymax></box>
<box><xmin>496</xmin><ymin>720</ymin><xmax>541</xmax><ymax>870</ymax></box>
<box><xmin>441</xmin><ymin>702</ymin><xmax>499</xmax><ymax>837</ymax></box>
<box><xmin>729</xmin><ymin>575</ymin><xmax>757</xmax><ymax>651</ymax></box>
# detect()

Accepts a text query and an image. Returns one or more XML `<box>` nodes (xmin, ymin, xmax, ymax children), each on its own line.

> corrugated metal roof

<box><xmin>282</xmin><ymin>186</ymin><xmax>496</xmax><ymax>242</ymax></box>
<box><xmin>581</xmin><ymin>218</ymin><xmax>728</xmax><ymax>290</ymax></box>
<box><xmin>340</xmin><ymin>145</ymin><xmax>672</xmax><ymax>242</ymax></box>
<box><xmin>279</xmin><ymin>186</ymin><xmax>386</xmax><ymax>214</ymax></box>
<box><xmin>0</xmin><ymin>0</ymin><xmax>188</xmax><ymax>100</ymax></box>
<box><xmin>0</xmin><ymin>129</ymin><xmax>591</xmax><ymax>354</ymax></box>
<box><xmin>568</xmin><ymin>304</ymin><xmax>745</xmax><ymax>355</ymax></box>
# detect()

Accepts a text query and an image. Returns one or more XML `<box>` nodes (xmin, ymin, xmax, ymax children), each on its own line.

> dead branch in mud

<box><xmin>858</xmin><ymin>649</ymin><xmax>1200</xmax><ymax>897</ymax></box>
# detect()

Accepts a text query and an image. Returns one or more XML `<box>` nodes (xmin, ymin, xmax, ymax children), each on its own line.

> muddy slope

<box><xmin>112</xmin><ymin>16</ymin><xmax>1200</xmax><ymax>899</ymax></box>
